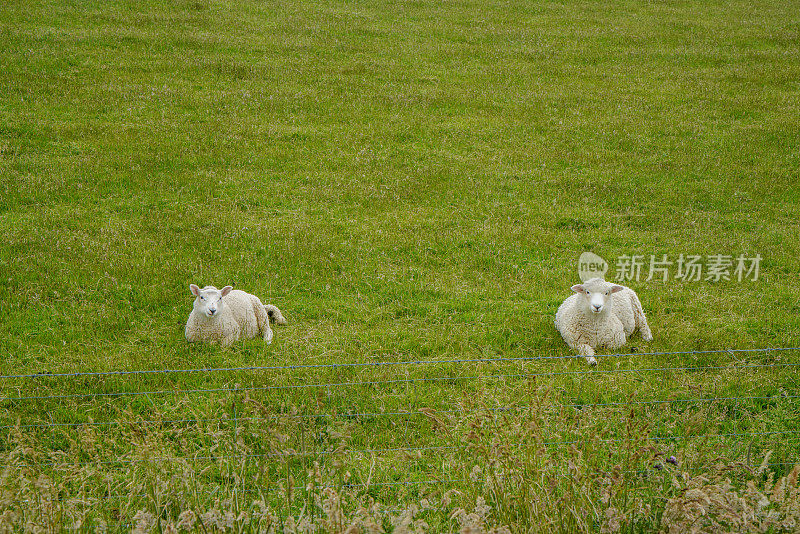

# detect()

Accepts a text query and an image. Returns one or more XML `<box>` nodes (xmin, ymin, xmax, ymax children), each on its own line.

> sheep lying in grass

<box><xmin>185</xmin><ymin>284</ymin><xmax>287</xmax><ymax>347</ymax></box>
<box><xmin>554</xmin><ymin>277</ymin><xmax>652</xmax><ymax>366</ymax></box>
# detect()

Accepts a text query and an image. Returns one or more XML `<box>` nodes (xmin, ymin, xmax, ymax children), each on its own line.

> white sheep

<box><xmin>554</xmin><ymin>277</ymin><xmax>652</xmax><ymax>366</ymax></box>
<box><xmin>185</xmin><ymin>284</ymin><xmax>287</xmax><ymax>347</ymax></box>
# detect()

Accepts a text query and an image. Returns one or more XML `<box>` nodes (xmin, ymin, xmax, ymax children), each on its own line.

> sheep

<box><xmin>554</xmin><ymin>277</ymin><xmax>652</xmax><ymax>366</ymax></box>
<box><xmin>185</xmin><ymin>284</ymin><xmax>287</xmax><ymax>347</ymax></box>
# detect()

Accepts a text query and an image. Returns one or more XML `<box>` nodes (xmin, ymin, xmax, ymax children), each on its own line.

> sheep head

<box><xmin>189</xmin><ymin>284</ymin><xmax>233</xmax><ymax>318</ymax></box>
<box><xmin>570</xmin><ymin>278</ymin><xmax>623</xmax><ymax>314</ymax></box>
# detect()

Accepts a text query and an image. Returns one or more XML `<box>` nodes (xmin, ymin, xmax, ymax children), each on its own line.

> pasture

<box><xmin>1</xmin><ymin>0</ymin><xmax>799</xmax><ymax>531</ymax></box>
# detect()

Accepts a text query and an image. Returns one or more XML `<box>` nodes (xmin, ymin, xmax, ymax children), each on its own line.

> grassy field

<box><xmin>1</xmin><ymin>0</ymin><xmax>800</xmax><ymax>531</ymax></box>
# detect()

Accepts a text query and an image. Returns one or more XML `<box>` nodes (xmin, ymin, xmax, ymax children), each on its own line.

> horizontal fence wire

<box><xmin>1</xmin><ymin>347</ymin><xmax>796</xmax><ymax>380</ymax></box>
<box><xmin>2</xmin><ymin>394</ymin><xmax>797</xmax><ymax>430</ymax></box>
<box><xmin>6</xmin><ymin>429</ymin><xmax>800</xmax><ymax>470</ymax></box>
<box><xmin>2</xmin><ymin>347</ymin><xmax>798</xmax><ymax>521</ymax></box>
<box><xmin>12</xmin><ymin>454</ymin><xmax>800</xmax><ymax>506</ymax></box>
<box><xmin>3</xmin><ymin>361</ymin><xmax>799</xmax><ymax>402</ymax></box>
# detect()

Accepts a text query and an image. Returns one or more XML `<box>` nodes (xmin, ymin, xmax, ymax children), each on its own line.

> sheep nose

<box><xmin>209</xmin><ymin>309</ymin><xmax>216</xmax><ymax>315</ymax></box>
<box><xmin>592</xmin><ymin>304</ymin><xmax>602</xmax><ymax>311</ymax></box>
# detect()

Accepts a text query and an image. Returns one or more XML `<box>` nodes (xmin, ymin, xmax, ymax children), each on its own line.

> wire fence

<box><xmin>5</xmin><ymin>361</ymin><xmax>799</xmax><ymax>402</ymax></box>
<box><xmin>1</xmin><ymin>346</ymin><xmax>798</xmax><ymax>527</ymax></box>
<box><xmin>2</xmin><ymin>346</ymin><xmax>796</xmax><ymax>380</ymax></box>
<box><xmin>2</xmin><ymin>393</ymin><xmax>798</xmax><ymax>430</ymax></box>
<box><xmin>6</xmin><ymin>429</ymin><xmax>800</xmax><ymax>471</ymax></box>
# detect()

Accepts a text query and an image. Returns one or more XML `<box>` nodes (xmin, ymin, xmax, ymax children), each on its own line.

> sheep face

<box><xmin>189</xmin><ymin>284</ymin><xmax>233</xmax><ymax>318</ymax></box>
<box><xmin>570</xmin><ymin>278</ymin><xmax>623</xmax><ymax>314</ymax></box>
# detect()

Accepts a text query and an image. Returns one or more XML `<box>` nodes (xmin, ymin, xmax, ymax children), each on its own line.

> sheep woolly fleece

<box><xmin>185</xmin><ymin>284</ymin><xmax>287</xmax><ymax>347</ymax></box>
<box><xmin>554</xmin><ymin>277</ymin><xmax>652</xmax><ymax>365</ymax></box>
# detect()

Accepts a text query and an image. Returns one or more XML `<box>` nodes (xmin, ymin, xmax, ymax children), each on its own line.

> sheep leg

<box><xmin>263</xmin><ymin>323</ymin><xmax>273</xmax><ymax>344</ymax></box>
<box><xmin>218</xmin><ymin>319</ymin><xmax>241</xmax><ymax>348</ymax></box>
<box><xmin>609</xmin><ymin>330</ymin><xmax>627</xmax><ymax>349</ymax></box>
<box><xmin>250</xmin><ymin>297</ymin><xmax>276</xmax><ymax>344</ymax></box>
<box><xmin>576</xmin><ymin>344</ymin><xmax>597</xmax><ymax>366</ymax></box>
<box><xmin>638</xmin><ymin>318</ymin><xmax>653</xmax><ymax>342</ymax></box>
<box><xmin>630</xmin><ymin>293</ymin><xmax>653</xmax><ymax>341</ymax></box>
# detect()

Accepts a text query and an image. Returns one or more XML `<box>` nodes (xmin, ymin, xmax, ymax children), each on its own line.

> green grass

<box><xmin>1</xmin><ymin>0</ymin><xmax>800</xmax><ymax>531</ymax></box>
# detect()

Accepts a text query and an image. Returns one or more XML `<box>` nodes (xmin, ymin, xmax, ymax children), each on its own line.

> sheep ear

<box><xmin>571</xmin><ymin>284</ymin><xmax>585</xmax><ymax>294</ymax></box>
<box><xmin>611</xmin><ymin>285</ymin><xmax>624</xmax><ymax>293</ymax></box>
<box><xmin>221</xmin><ymin>286</ymin><xmax>233</xmax><ymax>297</ymax></box>
<box><xmin>190</xmin><ymin>284</ymin><xmax>200</xmax><ymax>296</ymax></box>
